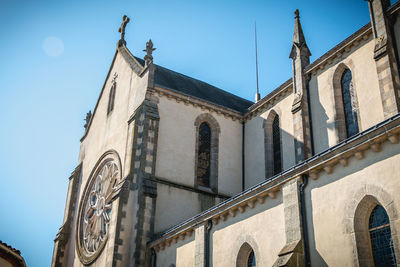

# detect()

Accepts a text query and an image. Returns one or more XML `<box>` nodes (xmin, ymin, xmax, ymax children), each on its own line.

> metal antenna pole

<box><xmin>255</xmin><ymin>21</ymin><xmax>261</xmax><ymax>102</ymax></box>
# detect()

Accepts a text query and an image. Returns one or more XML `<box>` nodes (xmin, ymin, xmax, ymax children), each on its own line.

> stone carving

<box><xmin>118</xmin><ymin>15</ymin><xmax>130</xmax><ymax>46</ymax></box>
<box><xmin>143</xmin><ymin>39</ymin><xmax>156</xmax><ymax>65</ymax></box>
<box><xmin>112</xmin><ymin>72</ymin><xmax>118</xmax><ymax>84</ymax></box>
<box><xmin>84</xmin><ymin>110</ymin><xmax>92</xmax><ymax>130</ymax></box>
<box><xmin>77</xmin><ymin>157</ymin><xmax>121</xmax><ymax>264</ymax></box>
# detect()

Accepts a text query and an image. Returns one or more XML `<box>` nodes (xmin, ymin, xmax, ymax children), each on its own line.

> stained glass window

<box><xmin>272</xmin><ymin>115</ymin><xmax>282</xmax><ymax>175</ymax></box>
<box><xmin>247</xmin><ymin>250</ymin><xmax>256</xmax><ymax>267</ymax></box>
<box><xmin>341</xmin><ymin>69</ymin><xmax>359</xmax><ymax>137</ymax></box>
<box><xmin>369</xmin><ymin>205</ymin><xmax>397</xmax><ymax>267</ymax></box>
<box><xmin>197</xmin><ymin>122</ymin><xmax>211</xmax><ymax>187</ymax></box>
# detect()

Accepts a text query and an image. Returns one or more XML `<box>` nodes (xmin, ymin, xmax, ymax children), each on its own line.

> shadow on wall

<box><xmin>308</xmin><ymin>76</ymin><xmax>332</xmax><ymax>154</ymax></box>
<box><xmin>305</xmin><ymin>142</ymin><xmax>400</xmax><ymax>266</ymax></box>
<box><xmin>209</xmin><ymin>193</ymin><xmax>284</xmax><ymax>266</ymax></box>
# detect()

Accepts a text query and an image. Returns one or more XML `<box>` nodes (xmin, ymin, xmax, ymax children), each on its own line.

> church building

<box><xmin>52</xmin><ymin>1</ymin><xmax>400</xmax><ymax>266</ymax></box>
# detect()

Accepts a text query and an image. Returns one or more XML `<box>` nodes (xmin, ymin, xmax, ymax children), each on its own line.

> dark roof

<box><xmin>134</xmin><ymin>57</ymin><xmax>253</xmax><ymax>113</ymax></box>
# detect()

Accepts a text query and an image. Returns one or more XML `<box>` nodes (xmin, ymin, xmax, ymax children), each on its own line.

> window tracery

<box><xmin>369</xmin><ymin>205</ymin><xmax>397</xmax><ymax>267</ymax></box>
<box><xmin>247</xmin><ymin>250</ymin><xmax>256</xmax><ymax>267</ymax></box>
<box><xmin>197</xmin><ymin>122</ymin><xmax>211</xmax><ymax>187</ymax></box>
<box><xmin>76</xmin><ymin>152</ymin><xmax>122</xmax><ymax>264</ymax></box>
<box><xmin>341</xmin><ymin>69</ymin><xmax>359</xmax><ymax>137</ymax></box>
<box><xmin>194</xmin><ymin>113</ymin><xmax>220</xmax><ymax>192</ymax></box>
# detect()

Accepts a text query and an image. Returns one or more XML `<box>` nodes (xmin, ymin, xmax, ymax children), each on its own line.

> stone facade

<box><xmin>53</xmin><ymin>2</ymin><xmax>400</xmax><ymax>267</ymax></box>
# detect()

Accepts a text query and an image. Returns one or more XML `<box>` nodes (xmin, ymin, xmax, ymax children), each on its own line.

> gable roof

<box><xmin>132</xmin><ymin>55</ymin><xmax>253</xmax><ymax>114</ymax></box>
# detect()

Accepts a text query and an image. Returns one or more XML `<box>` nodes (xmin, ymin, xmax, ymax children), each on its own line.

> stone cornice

<box><xmin>244</xmin><ymin>23</ymin><xmax>373</xmax><ymax>121</ymax></box>
<box><xmin>244</xmin><ymin>79</ymin><xmax>292</xmax><ymax>121</ymax></box>
<box><xmin>147</xmin><ymin>113</ymin><xmax>400</xmax><ymax>251</ymax></box>
<box><xmin>154</xmin><ymin>176</ymin><xmax>231</xmax><ymax>200</ymax></box>
<box><xmin>305</xmin><ymin>23</ymin><xmax>372</xmax><ymax>76</ymax></box>
<box><xmin>148</xmin><ymin>86</ymin><xmax>244</xmax><ymax>122</ymax></box>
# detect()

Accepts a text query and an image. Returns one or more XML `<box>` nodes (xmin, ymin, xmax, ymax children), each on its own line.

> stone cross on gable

<box><xmin>118</xmin><ymin>15</ymin><xmax>130</xmax><ymax>46</ymax></box>
<box><xmin>143</xmin><ymin>39</ymin><xmax>156</xmax><ymax>66</ymax></box>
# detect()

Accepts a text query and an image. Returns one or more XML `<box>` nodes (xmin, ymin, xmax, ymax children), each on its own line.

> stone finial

<box><xmin>84</xmin><ymin>110</ymin><xmax>92</xmax><ymax>130</ymax></box>
<box><xmin>143</xmin><ymin>39</ymin><xmax>156</xmax><ymax>66</ymax></box>
<box><xmin>118</xmin><ymin>15</ymin><xmax>130</xmax><ymax>47</ymax></box>
<box><xmin>289</xmin><ymin>9</ymin><xmax>311</xmax><ymax>59</ymax></box>
<box><xmin>294</xmin><ymin>9</ymin><xmax>300</xmax><ymax>19</ymax></box>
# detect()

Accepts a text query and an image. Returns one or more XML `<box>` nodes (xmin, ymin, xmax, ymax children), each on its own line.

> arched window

<box><xmin>369</xmin><ymin>205</ymin><xmax>397</xmax><ymax>267</ymax></box>
<box><xmin>341</xmin><ymin>69</ymin><xmax>359</xmax><ymax>138</ymax></box>
<box><xmin>272</xmin><ymin>115</ymin><xmax>282</xmax><ymax>175</ymax></box>
<box><xmin>194</xmin><ymin>114</ymin><xmax>220</xmax><ymax>193</ymax></box>
<box><xmin>197</xmin><ymin>122</ymin><xmax>211</xmax><ymax>187</ymax></box>
<box><xmin>236</xmin><ymin>242</ymin><xmax>257</xmax><ymax>267</ymax></box>
<box><xmin>107</xmin><ymin>83</ymin><xmax>116</xmax><ymax>115</ymax></box>
<box><xmin>264</xmin><ymin>110</ymin><xmax>282</xmax><ymax>178</ymax></box>
<box><xmin>247</xmin><ymin>250</ymin><xmax>256</xmax><ymax>267</ymax></box>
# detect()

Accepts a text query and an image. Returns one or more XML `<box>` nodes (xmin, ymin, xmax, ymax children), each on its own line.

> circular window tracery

<box><xmin>76</xmin><ymin>152</ymin><xmax>122</xmax><ymax>264</ymax></box>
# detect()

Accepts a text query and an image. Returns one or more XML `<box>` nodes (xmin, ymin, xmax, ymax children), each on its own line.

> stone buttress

<box><xmin>289</xmin><ymin>10</ymin><xmax>313</xmax><ymax>164</ymax></box>
<box><xmin>368</xmin><ymin>0</ymin><xmax>400</xmax><ymax>117</ymax></box>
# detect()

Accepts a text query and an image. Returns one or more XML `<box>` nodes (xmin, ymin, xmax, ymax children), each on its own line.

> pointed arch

<box><xmin>344</xmin><ymin>185</ymin><xmax>400</xmax><ymax>266</ymax></box>
<box><xmin>233</xmin><ymin>235</ymin><xmax>260</xmax><ymax>267</ymax></box>
<box><xmin>107</xmin><ymin>82</ymin><xmax>116</xmax><ymax>115</ymax></box>
<box><xmin>263</xmin><ymin>109</ymin><xmax>283</xmax><ymax>178</ymax></box>
<box><xmin>194</xmin><ymin>113</ymin><xmax>220</xmax><ymax>192</ymax></box>
<box><xmin>332</xmin><ymin>63</ymin><xmax>361</xmax><ymax>142</ymax></box>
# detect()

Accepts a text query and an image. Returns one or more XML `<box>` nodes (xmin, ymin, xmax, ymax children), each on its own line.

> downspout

<box><xmin>242</xmin><ymin>121</ymin><xmax>245</xmax><ymax>191</ymax></box>
<box><xmin>299</xmin><ymin>174</ymin><xmax>310</xmax><ymax>267</ymax></box>
<box><xmin>306</xmin><ymin>74</ymin><xmax>315</xmax><ymax>156</ymax></box>
<box><xmin>205</xmin><ymin>220</ymin><xmax>213</xmax><ymax>267</ymax></box>
<box><xmin>151</xmin><ymin>248</ymin><xmax>156</xmax><ymax>267</ymax></box>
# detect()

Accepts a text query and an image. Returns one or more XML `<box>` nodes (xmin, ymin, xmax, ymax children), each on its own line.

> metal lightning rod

<box><xmin>255</xmin><ymin>21</ymin><xmax>260</xmax><ymax>102</ymax></box>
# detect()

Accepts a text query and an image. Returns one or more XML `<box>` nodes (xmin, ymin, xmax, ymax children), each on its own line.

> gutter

<box><xmin>148</xmin><ymin>113</ymin><xmax>400</xmax><ymax>247</ymax></box>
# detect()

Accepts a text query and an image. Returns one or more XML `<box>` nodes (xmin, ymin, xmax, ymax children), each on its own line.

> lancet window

<box><xmin>196</xmin><ymin>122</ymin><xmax>211</xmax><ymax>187</ymax></box>
<box><xmin>341</xmin><ymin>69</ymin><xmax>359</xmax><ymax>138</ymax></box>
<box><xmin>369</xmin><ymin>205</ymin><xmax>397</xmax><ymax>267</ymax></box>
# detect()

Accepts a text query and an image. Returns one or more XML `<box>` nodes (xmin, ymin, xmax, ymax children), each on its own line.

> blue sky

<box><xmin>0</xmin><ymin>0</ymin><xmax>390</xmax><ymax>266</ymax></box>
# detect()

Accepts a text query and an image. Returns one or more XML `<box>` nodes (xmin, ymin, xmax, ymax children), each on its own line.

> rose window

<box><xmin>77</xmin><ymin>156</ymin><xmax>121</xmax><ymax>264</ymax></box>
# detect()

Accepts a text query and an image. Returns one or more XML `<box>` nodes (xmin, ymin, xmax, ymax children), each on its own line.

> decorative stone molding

<box><xmin>331</xmin><ymin>62</ymin><xmax>362</xmax><ymax>142</ymax></box>
<box><xmin>306</xmin><ymin>25</ymin><xmax>372</xmax><ymax>77</ymax></box>
<box><xmin>52</xmin><ymin>164</ymin><xmax>82</xmax><ymax>267</ymax></box>
<box><xmin>147</xmin><ymin>114</ymin><xmax>400</xmax><ymax>252</ymax></box>
<box><xmin>76</xmin><ymin>150</ymin><xmax>123</xmax><ymax>265</ymax></box>
<box><xmin>244</xmin><ymin>80</ymin><xmax>292</xmax><ymax>122</ymax></box>
<box><xmin>233</xmin><ymin>235</ymin><xmax>261</xmax><ymax>267</ymax></box>
<box><xmin>263</xmin><ymin>109</ymin><xmax>283</xmax><ymax>179</ymax></box>
<box><xmin>194</xmin><ymin>113</ymin><xmax>220</xmax><ymax>193</ymax></box>
<box><xmin>148</xmin><ymin>87</ymin><xmax>243</xmax><ymax>122</ymax></box>
<box><xmin>343</xmin><ymin>185</ymin><xmax>400</xmax><ymax>266</ymax></box>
